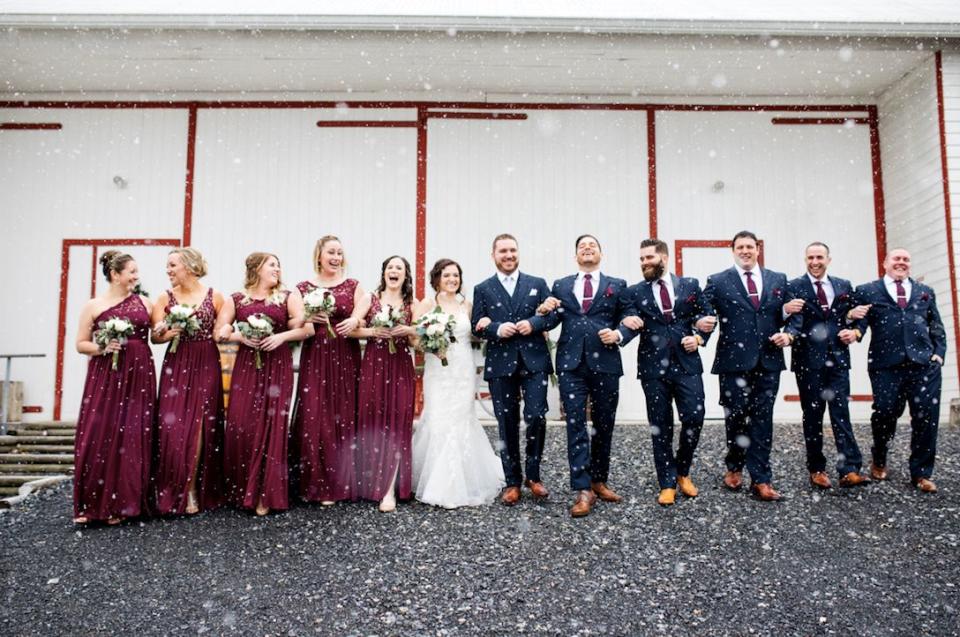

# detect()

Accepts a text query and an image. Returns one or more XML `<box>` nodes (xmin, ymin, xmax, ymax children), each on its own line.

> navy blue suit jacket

<box><xmin>622</xmin><ymin>274</ymin><xmax>710</xmax><ymax>379</ymax></box>
<box><xmin>853</xmin><ymin>278</ymin><xmax>947</xmax><ymax>371</ymax></box>
<box><xmin>785</xmin><ymin>275</ymin><xmax>857</xmax><ymax>372</ymax></box>
<box><xmin>541</xmin><ymin>273</ymin><xmax>635</xmax><ymax>376</ymax></box>
<box><xmin>703</xmin><ymin>266</ymin><xmax>789</xmax><ymax>374</ymax></box>
<box><xmin>471</xmin><ymin>272</ymin><xmax>554</xmax><ymax>380</ymax></box>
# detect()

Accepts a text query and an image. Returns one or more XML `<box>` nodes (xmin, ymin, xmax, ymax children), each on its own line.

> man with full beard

<box><xmin>620</xmin><ymin>239</ymin><xmax>711</xmax><ymax>505</ymax></box>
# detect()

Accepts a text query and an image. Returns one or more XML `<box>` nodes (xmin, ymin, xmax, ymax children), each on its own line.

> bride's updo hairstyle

<box><xmin>100</xmin><ymin>250</ymin><xmax>135</xmax><ymax>283</ymax></box>
<box><xmin>429</xmin><ymin>258</ymin><xmax>464</xmax><ymax>298</ymax></box>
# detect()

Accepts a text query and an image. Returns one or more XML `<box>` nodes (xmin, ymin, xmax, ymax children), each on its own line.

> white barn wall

<box><xmin>943</xmin><ymin>51</ymin><xmax>960</xmax><ymax>417</ymax></box>
<box><xmin>0</xmin><ymin>108</ymin><xmax>188</xmax><ymax>419</ymax></box>
<box><xmin>878</xmin><ymin>55</ymin><xmax>958</xmax><ymax>421</ymax></box>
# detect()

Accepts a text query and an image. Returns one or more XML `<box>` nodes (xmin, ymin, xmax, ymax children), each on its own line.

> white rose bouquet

<box><xmin>303</xmin><ymin>287</ymin><xmax>337</xmax><ymax>338</ymax></box>
<box><xmin>415</xmin><ymin>307</ymin><xmax>457</xmax><ymax>366</ymax></box>
<box><xmin>236</xmin><ymin>313</ymin><xmax>275</xmax><ymax>370</ymax></box>
<box><xmin>94</xmin><ymin>317</ymin><xmax>135</xmax><ymax>371</ymax></box>
<box><xmin>165</xmin><ymin>304</ymin><xmax>201</xmax><ymax>354</ymax></box>
<box><xmin>370</xmin><ymin>304</ymin><xmax>406</xmax><ymax>354</ymax></box>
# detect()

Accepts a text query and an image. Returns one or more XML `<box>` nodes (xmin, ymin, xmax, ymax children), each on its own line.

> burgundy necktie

<box><xmin>745</xmin><ymin>271</ymin><xmax>760</xmax><ymax>309</ymax></box>
<box><xmin>814</xmin><ymin>280</ymin><xmax>830</xmax><ymax>316</ymax></box>
<box><xmin>582</xmin><ymin>273</ymin><xmax>594</xmax><ymax>312</ymax></box>
<box><xmin>658</xmin><ymin>280</ymin><xmax>673</xmax><ymax>321</ymax></box>
<box><xmin>895</xmin><ymin>280</ymin><xmax>907</xmax><ymax>309</ymax></box>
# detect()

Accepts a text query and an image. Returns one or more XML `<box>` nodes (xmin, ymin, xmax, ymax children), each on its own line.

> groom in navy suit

<box><xmin>850</xmin><ymin>247</ymin><xmax>946</xmax><ymax>493</ymax></box>
<box><xmin>538</xmin><ymin>234</ymin><xmax>639</xmax><ymax>517</ymax></box>
<box><xmin>784</xmin><ymin>242</ymin><xmax>870</xmax><ymax>490</ymax></box>
<box><xmin>621</xmin><ymin>239</ymin><xmax>710</xmax><ymax>506</ymax></box>
<box><xmin>699</xmin><ymin>230</ymin><xmax>796</xmax><ymax>501</ymax></box>
<box><xmin>472</xmin><ymin>234</ymin><xmax>554</xmax><ymax>505</ymax></box>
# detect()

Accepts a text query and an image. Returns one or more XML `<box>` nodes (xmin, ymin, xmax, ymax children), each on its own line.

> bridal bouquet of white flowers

<box><xmin>236</xmin><ymin>313</ymin><xmax>275</xmax><ymax>370</ymax></box>
<box><xmin>94</xmin><ymin>317</ymin><xmax>135</xmax><ymax>371</ymax></box>
<box><xmin>370</xmin><ymin>304</ymin><xmax>406</xmax><ymax>354</ymax></box>
<box><xmin>302</xmin><ymin>287</ymin><xmax>337</xmax><ymax>338</ymax></box>
<box><xmin>415</xmin><ymin>307</ymin><xmax>457</xmax><ymax>366</ymax></box>
<box><xmin>165</xmin><ymin>304</ymin><xmax>201</xmax><ymax>354</ymax></box>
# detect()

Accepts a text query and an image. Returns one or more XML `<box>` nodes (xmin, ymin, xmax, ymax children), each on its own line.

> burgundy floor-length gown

<box><xmin>74</xmin><ymin>294</ymin><xmax>156</xmax><ymax>521</ymax></box>
<box><xmin>152</xmin><ymin>288</ymin><xmax>225</xmax><ymax>515</ymax></box>
<box><xmin>356</xmin><ymin>295</ymin><xmax>416</xmax><ymax>502</ymax></box>
<box><xmin>223</xmin><ymin>291</ymin><xmax>294</xmax><ymax>512</ymax></box>
<box><xmin>289</xmin><ymin>279</ymin><xmax>362</xmax><ymax>502</ymax></box>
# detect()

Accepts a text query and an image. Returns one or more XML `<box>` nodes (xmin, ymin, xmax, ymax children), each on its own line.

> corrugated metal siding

<box><xmin>878</xmin><ymin>54</ymin><xmax>958</xmax><ymax>420</ymax></box>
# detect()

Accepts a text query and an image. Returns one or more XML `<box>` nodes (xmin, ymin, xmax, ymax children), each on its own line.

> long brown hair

<box><xmin>375</xmin><ymin>255</ymin><xmax>414</xmax><ymax>306</ymax></box>
<box><xmin>243</xmin><ymin>252</ymin><xmax>284</xmax><ymax>299</ymax></box>
<box><xmin>429</xmin><ymin>258</ymin><xmax>464</xmax><ymax>300</ymax></box>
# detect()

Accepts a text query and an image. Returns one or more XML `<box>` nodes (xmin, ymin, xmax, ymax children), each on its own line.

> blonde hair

<box><xmin>313</xmin><ymin>235</ymin><xmax>346</xmax><ymax>275</ymax></box>
<box><xmin>169</xmin><ymin>247</ymin><xmax>208</xmax><ymax>278</ymax></box>
<box><xmin>243</xmin><ymin>252</ymin><xmax>285</xmax><ymax>304</ymax></box>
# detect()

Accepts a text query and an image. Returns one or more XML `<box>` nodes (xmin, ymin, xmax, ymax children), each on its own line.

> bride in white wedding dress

<box><xmin>412</xmin><ymin>259</ymin><xmax>505</xmax><ymax>508</ymax></box>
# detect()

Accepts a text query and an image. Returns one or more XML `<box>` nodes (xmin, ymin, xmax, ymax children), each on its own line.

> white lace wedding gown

<box><xmin>412</xmin><ymin>307</ymin><xmax>505</xmax><ymax>508</ymax></box>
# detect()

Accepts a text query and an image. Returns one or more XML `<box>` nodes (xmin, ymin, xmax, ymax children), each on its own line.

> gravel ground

<box><xmin>1</xmin><ymin>421</ymin><xmax>958</xmax><ymax>636</ymax></box>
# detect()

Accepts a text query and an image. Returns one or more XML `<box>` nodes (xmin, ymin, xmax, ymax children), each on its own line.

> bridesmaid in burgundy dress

<box><xmin>290</xmin><ymin>235</ymin><xmax>365</xmax><ymax>504</ymax></box>
<box><xmin>150</xmin><ymin>247</ymin><xmax>226</xmax><ymax>516</ymax></box>
<box><xmin>355</xmin><ymin>256</ymin><xmax>419</xmax><ymax>512</ymax></box>
<box><xmin>215</xmin><ymin>252</ymin><xmax>308</xmax><ymax>516</ymax></box>
<box><xmin>73</xmin><ymin>251</ymin><xmax>156</xmax><ymax>525</ymax></box>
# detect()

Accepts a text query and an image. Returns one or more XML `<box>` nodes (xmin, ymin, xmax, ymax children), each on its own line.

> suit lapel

<box><xmin>729</xmin><ymin>268</ymin><xmax>754</xmax><ymax>309</ymax></box>
<box><xmin>906</xmin><ymin>278</ymin><xmax>920</xmax><ymax>308</ymax></box>
<box><xmin>510</xmin><ymin>272</ymin><xmax>528</xmax><ymax>308</ymax></box>
<box><xmin>563</xmin><ymin>276</ymin><xmax>581</xmax><ymax>315</ymax></box>
<box><xmin>641</xmin><ymin>280</ymin><xmax>663</xmax><ymax>322</ymax></box>
<box><xmin>758</xmin><ymin>268</ymin><xmax>775</xmax><ymax>308</ymax></box>
<box><xmin>587</xmin><ymin>274</ymin><xmax>606</xmax><ymax>315</ymax></box>
<box><xmin>490</xmin><ymin>274</ymin><xmax>513</xmax><ymax>311</ymax></box>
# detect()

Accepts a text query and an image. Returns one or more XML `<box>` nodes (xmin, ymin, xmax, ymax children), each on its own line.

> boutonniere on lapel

<box><xmin>604</xmin><ymin>285</ymin><xmax>615</xmax><ymax>298</ymax></box>
<box><xmin>685</xmin><ymin>293</ymin><xmax>697</xmax><ymax>304</ymax></box>
<box><xmin>836</xmin><ymin>292</ymin><xmax>850</xmax><ymax>303</ymax></box>
<box><xmin>920</xmin><ymin>292</ymin><xmax>930</xmax><ymax>302</ymax></box>
<box><xmin>772</xmin><ymin>288</ymin><xmax>783</xmax><ymax>299</ymax></box>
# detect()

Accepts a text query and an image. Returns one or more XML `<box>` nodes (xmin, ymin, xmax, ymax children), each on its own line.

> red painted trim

<box><xmin>784</xmin><ymin>394</ymin><xmax>873</xmax><ymax>402</ymax></box>
<box><xmin>424</xmin><ymin>111</ymin><xmax>527</xmax><ymax>120</ymax></box>
<box><xmin>935</xmin><ymin>51</ymin><xmax>960</xmax><ymax>375</ymax></box>
<box><xmin>183</xmin><ymin>105</ymin><xmax>197</xmax><ymax>246</ymax></box>
<box><xmin>316</xmin><ymin>120</ymin><xmax>418</xmax><ymax>127</ymax></box>
<box><xmin>0</xmin><ymin>122</ymin><xmax>62</xmax><ymax>130</ymax></box>
<box><xmin>0</xmin><ymin>100</ymin><xmax>872</xmax><ymax>112</ymax></box>
<box><xmin>22</xmin><ymin>406</ymin><xmax>43</xmax><ymax>413</ymax></box>
<box><xmin>770</xmin><ymin>117</ymin><xmax>869</xmax><ymax>125</ymax></box>
<box><xmin>868</xmin><ymin>105</ymin><xmax>887</xmax><ymax>276</ymax></box>
<box><xmin>90</xmin><ymin>246</ymin><xmax>98</xmax><ymax>298</ymax></box>
<box><xmin>674</xmin><ymin>239</ymin><xmax>765</xmax><ymax>276</ymax></box>
<box><xmin>53</xmin><ymin>238</ymin><xmax>181</xmax><ymax>420</ymax></box>
<box><xmin>415</xmin><ymin>108</ymin><xmax>428</xmax><ymax>300</ymax></box>
<box><xmin>647</xmin><ymin>108</ymin><xmax>657</xmax><ymax>238</ymax></box>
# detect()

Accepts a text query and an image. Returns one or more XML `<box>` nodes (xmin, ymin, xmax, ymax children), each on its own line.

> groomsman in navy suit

<box><xmin>538</xmin><ymin>234</ymin><xmax>639</xmax><ymax>517</ymax></box>
<box><xmin>784</xmin><ymin>242</ymin><xmax>870</xmax><ymax>490</ymax></box>
<box><xmin>699</xmin><ymin>230</ymin><xmax>796</xmax><ymax>501</ymax></box>
<box><xmin>621</xmin><ymin>239</ymin><xmax>710</xmax><ymax>506</ymax></box>
<box><xmin>849</xmin><ymin>248</ymin><xmax>946</xmax><ymax>493</ymax></box>
<box><xmin>472</xmin><ymin>234</ymin><xmax>554</xmax><ymax>505</ymax></box>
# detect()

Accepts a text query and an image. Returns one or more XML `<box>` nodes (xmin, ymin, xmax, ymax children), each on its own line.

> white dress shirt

<box><xmin>652</xmin><ymin>274</ymin><xmax>675</xmax><ymax>314</ymax></box>
<box><xmin>734</xmin><ymin>264</ymin><xmax>763</xmax><ymax>300</ymax></box>
<box><xmin>883</xmin><ymin>274</ymin><xmax>911</xmax><ymax>304</ymax></box>
<box><xmin>574</xmin><ymin>270</ymin><xmax>601</xmax><ymax>307</ymax></box>
<box><xmin>808</xmin><ymin>273</ymin><xmax>835</xmax><ymax>307</ymax></box>
<box><xmin>498</xmin><ymin>270</ymin><xmax>518</xmax><ymax>298</ymax></box>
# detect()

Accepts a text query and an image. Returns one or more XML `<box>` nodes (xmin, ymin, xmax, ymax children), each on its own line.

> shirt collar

<box><xmin>578</xmin><ymin>270</ymin><xmax>601</xmax><ymax>281</ymax></box>
<box><xmin>807</xmin><ymin>272</ymin><xmax>828</xmax><ymax>285</ymax></box>
<box><xmin>734</xmin><ymin>264</ymin><xmax>761</xmax><ymax>279</ymax></box>
<box><xmin>499</xmin><ymin>270</ymin><xmax>519</xmax><ymax>283</ymax></box>
<box><xmin>884</xmin><ymin>274</ymin><xmax>908</xmax><ymax>286</ymax></box>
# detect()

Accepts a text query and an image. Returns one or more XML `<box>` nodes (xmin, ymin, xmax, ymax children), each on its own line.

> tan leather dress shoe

<box><xmin>723</xmin><ymin>470</ymin><xmax>743</xmax><ymax>491</ymax></box>
<box><xmin>838</xmin><ymin>472</ymin><xmax>871</xmax><ymax>487</ymax></box>
<box><xmin>500</xmin><ymin>486</ymin><xmax>521</xmax><ymax>505</ymax></box>
<box><xmin>591</xmin><ymin>482</ymin><xmax>623</xmax><ymax>502</ymax></box>
<box><xmin>570</xmin><ymin>490</ymin><xmax>597</xmax><ymax>517</ymax></box>
<box><xmin>657</xmin><ymin>488</ymin><xmax>676</xmax><ymax>506</ymax></box>
<box><xmin>524</xmin><ymin>480</ymin><xmax>549</xmax><ymax>499</ymax></box>
<box><xmin>677</xmin><ymin>476</ymin><xmax>699</xmax><ymax>498</ymax></box>
<box><xmin>751</xmin><ymin>483</ymin><xmax>783</xmax><ymax>502</ymax></box>
<box><xmin>869</xmin><ymin>463</ymin><xmax>888</xmax><ymax>481</ymax></box>
<box><xmin>809</xmin><ymin>471</ymin><xmax>832</xmax><ymax>489</ymax></box>
<box><xmin>913</xmin><ymin>478</ymin><xmax>938</xmax><ymax>493</ymax></box>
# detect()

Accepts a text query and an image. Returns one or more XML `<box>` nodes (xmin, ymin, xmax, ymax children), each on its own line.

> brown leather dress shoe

<box><xmin>913</xmin><ymin>478</ymin><xmax>938</xmax><ymax>494</ymax></box>
<box><xmin>869</xmin><ymin>463</ymin><xmax>888</xmax><ymax>481</ymax></box>
<box><xmin>751</xmin><ymin>483</ymin><xmax>783</xmax><ymax>502</ymax></box>
<box><xmin>570</xmin><ymin>490</ymin><xmax>597</xmax><ymax>517</ymax></box>
<box><xmin>500</xmin><ymin>486</ymin><xmax>521</xmax><ymax>505</ymax></box>
<box><xmin>657</xmin><ymin>488</ymin><xmax>676</xmax><ymax>506</ymax></box>
<box><xmin>677</xmin><ymin>475</ymin><xmax>699</xmax><ymax>498</ymax></box>
<box><xmin>809</xmin><ymin>471</ymin><xmax>832</xmax><ymax>490</ymax></box>
<box><xmin>591</xmin><ymin>482</ymin><xmax>623</xmax><ymax>503</ymax></box>
<box><xmin>524</xmin><ymin>480</ymin><xmax>549</xmax><ymax>499</ymax></box>
<box><xmin>838</xmin><ymin>472</ymin><xmax>871</xmax><ymax>488</ymax></box>
<box><xmin>722</xmin><ymin>470</ymin><xmax>743</xmax><ymax>491</ymax></box>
